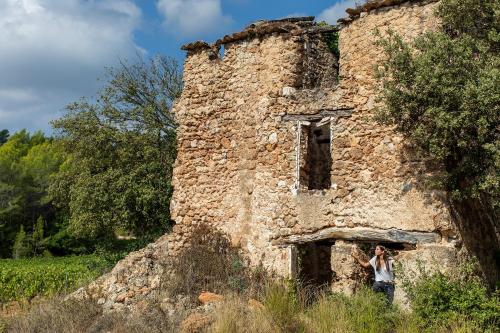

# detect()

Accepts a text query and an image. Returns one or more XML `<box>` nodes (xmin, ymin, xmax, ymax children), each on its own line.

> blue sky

<box><xmin>0</xmin><ymin>0</ymin><xmax>356</xmax><ymax>134</ymax></box>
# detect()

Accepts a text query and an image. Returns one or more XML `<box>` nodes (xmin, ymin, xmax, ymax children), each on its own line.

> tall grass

<box><xmin>261</xmin><ymin>282</ymin><xmax>306</xmax><ymax>332</ymax></box>
<box><xmin>208</xmin><ymin>295</ymin><xmax>277</xmax><ymax>333</ymax></box>
<box><xmin>304</xmin><ymin>287</ymin><xmax>393</xmax><ymax>333</ymax></box>
<box><xmin>207</xmin><ymin>281</ymin><xmax>488</xmax><ymax>333</ymax></box>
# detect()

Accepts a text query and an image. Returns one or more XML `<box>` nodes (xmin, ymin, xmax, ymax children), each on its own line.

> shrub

<box><xmin>402</xmin><ymin>263</ymin><xmax>499</xmax><ymax>332</ymax></box>
<box><xmin>7</xmin><ymin>298</ymin><xmax>101</xmax><ymax>333</ymax></box>
<box><xmin>162</xmin><ymin>225</ymin><xmax>254</xmax><ymax>303</ymax></box>
<box><xmin>393</xmin><ymin>311</ymin><xmax>483</xmax><ymax>333</ymax></box>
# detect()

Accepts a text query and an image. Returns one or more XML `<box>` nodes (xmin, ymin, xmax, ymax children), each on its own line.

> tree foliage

<box><xmin>317</xmin><ymin>21</ymin><xmax>340</xmax><ymax>58</ymax></box>
<box><xmin>0</xmin><ymin>130</ymin><xmax>65</xmax><ymax>257</ymax></box>
<box><xmin>0</xmin><ymin>129</ymin><xmax>8</xmax><ymax>146</ymax></box>
<box><xmin>50</xmin><ymin>55</ymin><xmax>182</xmax><ymax>240</ymax></box>
<box><xmin>376</xmin><ymin>0</ymin><xmax>499</xmax><ymax>211</ymax></box>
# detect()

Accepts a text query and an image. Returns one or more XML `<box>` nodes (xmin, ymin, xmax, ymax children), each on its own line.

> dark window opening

<box><xmin>297</xmin><ymin>240</ymin><xmax>334</xmax><ymax>287</ymax></box>
<box><xmin>299</xmin><ymin>120</ymin><xmax>332</xmax><ymax>190</ymax></box>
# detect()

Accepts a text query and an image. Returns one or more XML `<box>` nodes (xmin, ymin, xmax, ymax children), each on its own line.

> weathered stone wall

<box><xmin>170</xmin><ymin>0</ymin><xmax>458</xmax><ymax>279</ymax></box>
<box><xmin>170</xmin><ymin>20</ymin><xmax>344</xmax><ymax>275</ymax></box>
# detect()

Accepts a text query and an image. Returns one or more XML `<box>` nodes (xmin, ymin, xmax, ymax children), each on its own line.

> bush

<box><xmin>7</xmin><ymin>298</ymin><xmax>101</xmax><ymax>333</ymax></box>
<box><xmin>402</xmin><ymin>263</ymin><xmax>499</xmax><ymax>332</ymax></box>
<box><xmin>162</xmin><ymin>225</ymin><xmax>257</xmax><ymax>303</ymax></box>
<box><xmin>0</xmin><ymin>255</ymin><xmax>114</xmax><ymax>302</ymax></box>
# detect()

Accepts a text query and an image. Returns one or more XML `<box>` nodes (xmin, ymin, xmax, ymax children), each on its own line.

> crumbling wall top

<box><xmin>180</xmin><ymin>41</ymin><xmax>211</xmax><ymax>52</ymax></box>
<box><xmin>180</xmin><ymin>16</ymin><xmax>338</xmax><ymax>53</ymax></box>
<box><xmin>338</xmin><ymin>0</ymin><xmax>439</xmax><ymax>25</ymax></box>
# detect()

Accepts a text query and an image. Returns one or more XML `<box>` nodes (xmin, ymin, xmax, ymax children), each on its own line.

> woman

<box><xmin>351</xmin><ymin>245</ymin><xmax>395</xmax><ymax>303</ymax></box>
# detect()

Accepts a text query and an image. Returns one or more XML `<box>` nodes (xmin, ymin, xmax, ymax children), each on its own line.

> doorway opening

<box><xmin>296</xmin><ymin>240</ymin><xmax>334</xmax><ymax>287</ymax></box>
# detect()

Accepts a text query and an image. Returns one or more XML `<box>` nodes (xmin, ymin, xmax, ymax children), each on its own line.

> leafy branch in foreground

<box><xmin>375</xmin><ymin>0</ymin><xmax>499</xmax><ymax>211</ymax></box>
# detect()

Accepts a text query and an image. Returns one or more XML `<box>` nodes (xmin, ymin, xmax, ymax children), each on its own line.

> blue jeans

<box><xmin>372</xmin><ymin>281</ymin><xmax>395</xmax><ymax>303</ymax></box>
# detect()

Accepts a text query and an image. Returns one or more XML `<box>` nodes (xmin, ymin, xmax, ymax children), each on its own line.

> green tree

<box><xmin>0</xmin><ymin>129</ymin><xmax>8</xmax><ymax>145</ymax></box>
<box><xmin>32</xmin><ymin>216</ymin><xmax>45</xmax><ymax>256</ymax></box>
<box><xmin>12</xmin><ymin>225</ymin><xmax>31</xmax><ymax>259</ymax></box>
<box><xmin>376</xmin><ymin>0</ymin><xmax>499</xmax><ymax>284</ymax></box>
<box><xmin>50</xmin><ymin>55</ymin><xmax>182</xmax><ymax>240</ymax></box>
<box><xmin>376</xmin><ymin>0</ymin><xmax>499</xmax><ymax>204</ymax></box>
<box><xmin>0</xmin><ymin>131</ymin><xmax>66</xmax><ymax>257</ymax></box>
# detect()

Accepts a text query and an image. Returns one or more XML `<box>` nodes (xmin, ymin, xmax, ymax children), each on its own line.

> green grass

<box><xmin>0</xmin><ymin>255</ymin><xmax>114</xmax><ymax>302</ymax></box>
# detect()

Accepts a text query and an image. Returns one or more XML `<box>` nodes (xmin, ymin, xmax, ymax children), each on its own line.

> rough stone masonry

<box><xmin>80</xmin><ymin>0</ymin><xmax>464</xmax><ymax>310</ymax></box>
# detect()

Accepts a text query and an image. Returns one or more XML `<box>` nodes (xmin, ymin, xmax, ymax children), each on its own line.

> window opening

<box><xmin>299</xmin><ymin>119</ymin><xmax>332</xmax><ymax>190</ymax></box>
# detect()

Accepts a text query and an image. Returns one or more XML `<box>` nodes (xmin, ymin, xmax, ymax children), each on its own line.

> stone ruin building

<box><xmin>170</xmin><ymin>0</ymin><xmax>458</xmax><ymax>301</ymax></box>
<box><xmin>81</xmin><ymin>0</ymin><xmax>488</xmax><ymax>310</ymax></box>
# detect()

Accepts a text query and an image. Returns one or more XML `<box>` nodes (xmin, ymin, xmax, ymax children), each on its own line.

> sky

<box><xmin>0</xmin><ymin>0</ymin><xmax>356</xmax><ymax>134</ymax></box>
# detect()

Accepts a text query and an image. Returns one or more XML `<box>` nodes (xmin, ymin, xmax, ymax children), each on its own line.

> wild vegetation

<box><xmin>0</xmin><ymin>56</ymin><xmax>182</xmax><ymax>321</ymax></box>
<box><xmin>50</xmin><ymin>56</ymin><xmax>182</xmax><ymax>241</ymax></box>
<box><xmin>1</xmin><ymin>0</ymin><xmax>499</xmax><ymax>332</ymax></box>
<box><xmin>5</xmin><ymin>228</ymin><xmax>498</xmax><ymax>332</ymax></box>
<box><xmin>376</xmin><ymin>0</ymin><xmax>499</xmax><ymax>287</ymax></box>
<box><xmin>0</xmin><ymin>130</ymin><xmax>65</xmax><ymax>258</ymax></box>
<box><xmin>376</xmin><ymin>0</ymin><xmax>499</xmax><ymax>209</ymax></box>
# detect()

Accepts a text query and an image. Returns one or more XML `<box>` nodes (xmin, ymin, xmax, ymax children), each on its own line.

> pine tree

<box><xmin>32</xmin><ymin>216</ymin><xmax>45</xmax><ymax>256</ymax></box>
<box><xmin>12</xmin><ymin>225</ymin><xmax>31</xmax><ymax>259</ymax></box>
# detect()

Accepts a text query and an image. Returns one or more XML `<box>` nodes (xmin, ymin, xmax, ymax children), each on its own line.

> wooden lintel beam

<box><xmin>282</xmin><ymin>109</ymin><xmax>354</xmax><ymax>122</ymax></box>
<box><xmin>271</xmin><ymin>226</ymin><xmax>441</xmax><ymax>246</ymax></box>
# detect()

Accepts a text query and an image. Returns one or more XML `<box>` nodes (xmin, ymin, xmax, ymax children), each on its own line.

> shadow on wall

<box><xmin>395</xmin><ymin>143</ymin><xmax>499</xmax><ymax>287</ymax></box>
<box><xmin>451</xmin><ymin>197</ymin><xmax>500</xmax><ymax>288</ymax></box>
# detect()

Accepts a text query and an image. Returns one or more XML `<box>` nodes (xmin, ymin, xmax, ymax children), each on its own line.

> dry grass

<box><xmin>208</xmin><ymin>282</ymin><xmax>485</xmax><ymax>333</ymax></box>
<box><xmin>208</xmin><ymin>295</ymin><xmax>278</xmax><ymax>333</ymax></box>
<box><xmin>7</xmin><ymin>298</ymin><xmax>100</xmax><ymax>333</ymax></box>
<box><xmin>6</xmin><ymin>297</ymin><xmax>182</xmax><ymax>333</ymax></box>
<box><xmin>161</xmin><ymin>225</ymin><xmax>269</xmax><ymax>305</ymax></box>
<box><xmin>7</xmin><ymin>276</ymin><xmax>485</xmax><ymax>333</ymax></box>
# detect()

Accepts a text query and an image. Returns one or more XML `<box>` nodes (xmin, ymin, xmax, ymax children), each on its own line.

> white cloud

<box><xmin>0</xmin><ymin>0</ymin><xmax>143</xmax><ymax>133</ymax></box>
<box><xmin>156</xmin><ymin>0</ymin><xmax>232</xmax><ymax>37</ymax></box>
<box><xmin>317</xmin><ymin>0</ymin><xmax>357</xmax><ymax>25</ymax></box>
